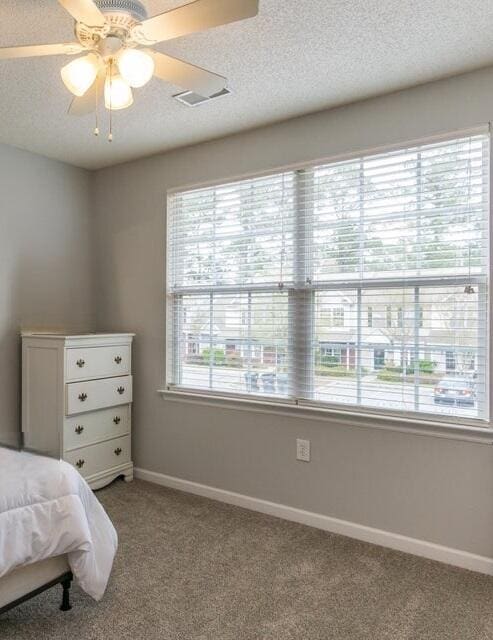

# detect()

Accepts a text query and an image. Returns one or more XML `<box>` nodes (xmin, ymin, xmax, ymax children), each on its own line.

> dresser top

<box><xmin>22</xmin><ymin>332</ymin><xmax>135</xmax><ymax>338</ymax></box>
<box><xmin>21</xmin><ymin>332</ymin><xmax>135</xmax><ymax>347</ymax></box>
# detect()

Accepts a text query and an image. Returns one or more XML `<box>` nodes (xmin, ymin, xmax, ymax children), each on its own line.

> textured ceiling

<box><xmin>1</xmin><ymin>0</ymin><xmax>493</xmax><ymax>169</ymax></box>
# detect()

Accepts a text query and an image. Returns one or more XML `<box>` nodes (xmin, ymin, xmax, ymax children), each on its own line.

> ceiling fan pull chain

<box><xmin>108</xmin><ymin>59</ymin><xmax>113</xmax><ymax>142</ymax></box>
<box><xmin>94</xmin><ymin>71</ymin><xmax>100</xmax><ymax>137</ymax></box>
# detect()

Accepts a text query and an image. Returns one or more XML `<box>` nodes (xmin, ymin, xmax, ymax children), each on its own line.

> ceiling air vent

<box><xmin>173</xmin><ymin>87</ymin><xmax>232</xmax><ymax>107</ymax></box>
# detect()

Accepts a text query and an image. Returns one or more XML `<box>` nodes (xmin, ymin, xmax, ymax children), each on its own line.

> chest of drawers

<box><xmin>22</xmin><ymin>332</ymin><xmax>134</xmax><ymax>490</ymax></box>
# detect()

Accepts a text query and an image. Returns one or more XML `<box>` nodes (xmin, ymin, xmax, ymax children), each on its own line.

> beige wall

<box><xmin>91</xmin><ymin>65</ymin><xmax>493</xmax><ymax>558</ymax></box>
<box><xmin>0</xmin><ymin>144</ymin><xmax>95</xmax><ymax>448</ymax></box>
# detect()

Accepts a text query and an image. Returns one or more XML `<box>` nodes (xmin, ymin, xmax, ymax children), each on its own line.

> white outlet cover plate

<box><xmin>296</xmin><ymin>438</ymin><xmax>310</xmax><ymax>462</ymax></box>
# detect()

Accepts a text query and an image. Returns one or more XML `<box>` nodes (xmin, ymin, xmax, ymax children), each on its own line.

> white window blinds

<box><xmin>167</xmin><ymin>132</ymin><xmax>490</xmax><ymax>424</ymax></box>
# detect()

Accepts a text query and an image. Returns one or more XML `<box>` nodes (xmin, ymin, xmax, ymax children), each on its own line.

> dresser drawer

<box><xmin>65</xmin><ymin>435</ymin><xmax>131</xmax><ymax>478</ymax></box>
<box><xmin>64</xmin><ymin>405</ymin><xmax>130</xmax><ymax>451</ymax></box>
<box><xmin>66</xmin><ymin>344</ymin><xmax>131</xmax><ymax>382</ymax></box>
<box><xmin>66</xmin><ymin>375</ymin><xmax>132</xmax><ymax>415</ymax></box>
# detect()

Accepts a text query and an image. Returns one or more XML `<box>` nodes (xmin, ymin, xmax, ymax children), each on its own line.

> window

<box><xmin>374</xmin><ymin>349</ymin><xmax>385</xmax><ymax>370</ymax></box>
<box><xmin>167</xmin><ymin>132</ymin><xmax>489</xmax><ymax>424</ymax></box>
<box><xmin>397</xmin><ymin>307</ymin><xmax>404</xmax><ymax>328</ymax></box>
<box><xmin>332</xmin><ymin>307</ymin><xmax>345</xmax><ymax>328</ymax></box>
<box><xmin>321</xmin><ymin>305</ymin><xmax>345</xmax><ymax>327</ymax></box>
<box><xmin>386</xmin><ymin>306</ymin><xmax>392</xmax><ymax>328</ymax></box>
<box><xmin>445</xmin><ymin>350</ymin><xmax>456</xmax><ymax>371</ymax></box>
<box><xmin>319</xmin><ymin>345</ymin><xmax>343</xmax><ymax>365</ymax></box>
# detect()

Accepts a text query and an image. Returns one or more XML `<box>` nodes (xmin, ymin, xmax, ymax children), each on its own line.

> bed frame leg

<box><xmin>60</xmin><ymin>576</ymin><xmax>72</xmax><ymax>611</ymax></box>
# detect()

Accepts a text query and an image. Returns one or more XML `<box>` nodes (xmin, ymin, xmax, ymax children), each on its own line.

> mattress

<box><xmin>0</xmin><ymin>447</ymin><xmax>117</xmax><ymax>600</ymax></box>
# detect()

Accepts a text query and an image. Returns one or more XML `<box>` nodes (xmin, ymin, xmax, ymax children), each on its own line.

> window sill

<box><xmin>157</xmin><ymin>389</ymin><xmax>493</xmax><ymax>445</ymax></box>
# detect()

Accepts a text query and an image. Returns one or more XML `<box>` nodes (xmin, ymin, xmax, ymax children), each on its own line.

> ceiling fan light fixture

<box><xmin>117</xmin><ymin>48</ymin><xmax>155</xmax><ymax>88</ymax></box>
<box><xmin>61</xmin><ymin>53</ymin><xmax>99</xmax><ymax>97</ymax></box>
<box><xmin>104</xmin><ymin>73</ymin><xmax>133</xmax><ymax>110</ymax></box>
<box><xmin>0</xmin><ymin>0</ymin><xmax>259</xmax><ymax>137</ymax></box>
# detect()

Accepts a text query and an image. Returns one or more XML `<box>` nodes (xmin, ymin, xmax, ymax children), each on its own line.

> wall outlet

<box><xmin>296</xmin><ymin>438</ymin><xmax>311</xmax><ymax>462</ymax></box>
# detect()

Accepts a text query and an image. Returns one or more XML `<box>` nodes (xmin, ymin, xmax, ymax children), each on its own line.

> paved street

<box><xmin>181</xmin><ymin>365</ymin><xmax>477</xmax><ymax>419</ymax></box>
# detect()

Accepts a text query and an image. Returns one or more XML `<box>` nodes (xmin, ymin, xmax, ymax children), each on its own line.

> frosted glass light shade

<box><xmin>104</xmin><ymin>74</ymin><xmax>134</xmax><ymax>110</ymax></box>
<box><xmin>117</xmin><ymin>48</ymin><xmax>154</xmax><ymax>88</ymax></box>
<box><xmin>61</xmin><ymin>54</ymin><xmax>99</xmax><ymax>97</ymax></box>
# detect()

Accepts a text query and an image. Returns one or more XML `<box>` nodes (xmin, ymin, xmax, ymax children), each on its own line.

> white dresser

<box><xmin>22</xmin><ymin>332</ymin><xmax>134</xmax><ymax>490</ymax></box>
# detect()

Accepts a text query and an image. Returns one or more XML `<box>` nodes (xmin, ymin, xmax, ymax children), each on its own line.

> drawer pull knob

<box><xmin>75</xmin><ymin>425</ymin><xmax>84</xmax><ymax>435</ymax></box>
<box><xmin>113</xmin><ymin>416</ymin><xmax>121</xmax><ymax>425</ymax></box>
<box><xmin>117</xmin><ymin>386</ymin><xmax>125</xmax><ymax>395</ymax></box>
<box><xmin>76</xmin><ymin>459</ymin><xmax>85</xmax><ymax>468</ymax></box>
<box><xmin>78</xmin><ymin>393</ymin><xmax>88</xmax><ymax>402</ymax></box>
<box><xmin>114</xmin><ymin>447</ymin><xmax>122</xmax><ymax>456</ymax></box>
<box><xmin>114</xmin><ymin>356</ymin><xmax>122</xmax><ymax>364</ymax></box>
<box><xmin>76</xmin><ymin>359</ymin><xmax>85</xmax><ymax>368</ymax></box>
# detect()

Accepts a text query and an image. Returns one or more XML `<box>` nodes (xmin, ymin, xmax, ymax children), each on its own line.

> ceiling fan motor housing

<box><xmin>76</xmin><ymin>0</ymin><xmax>148</xmax><ymax>48</ymax></box>
<box><xmin>94</xmin><ymin>0</ymin><xmax>148</xmax><ymax>21</ymax></box>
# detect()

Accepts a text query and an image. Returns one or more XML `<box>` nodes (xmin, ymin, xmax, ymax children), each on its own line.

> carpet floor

<box><xmin>1</xmin><ymin>478</ymin><xmax>493</xmax><ymax>639</ymax></box>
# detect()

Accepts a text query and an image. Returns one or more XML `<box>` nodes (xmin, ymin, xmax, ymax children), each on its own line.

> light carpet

<box><xmin>1</xmin><ymin>478</ymin><xmax>493</xmax><ymax>639</ymax></box>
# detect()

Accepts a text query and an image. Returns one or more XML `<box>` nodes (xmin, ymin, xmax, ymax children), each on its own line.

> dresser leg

<box><xmin>123</xmin><ymin>470</ymin><xmax>133</xmax><ymax>483</ymax></box>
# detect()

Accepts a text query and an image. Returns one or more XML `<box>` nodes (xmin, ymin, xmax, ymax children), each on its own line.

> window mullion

<box><xmin>208</xmin><ymin>292</ymin><xmax>213</xmax><ymax>389</ymax></box>
<box><xmin>417</xmin><ymin>151</ymin><xmax>423</xmax><ymax>268</ymax></box>
<box><xmin>413</xmin><ymin>150</ymin><xmax>423</xmax><ymax>411</ymax></box>
<box><xmin>291</xmin><ymin>169</ymin><xmax>314</xmax><ymax>400</ymax></box>
<box><xmin>414</xmin><ymin>286</ymin><xmax>420</xmax><ymax>411</ymax></box>
<box><xmin>485</xmin><ymin>133</ymin><xmax>492</xmax><ymax>422</ymax></box>
<box><xmin>170</xmin><ymin>293</ymin><xmax>183</xmax><ymax>387</ymax></box>
<box><xmin>356</xmin><ymin>159</ymin><xmax>365</xmax><ymax>405</ymax></box>
<box><xmin>356</xmin><ymin>288</ymin><xmax>362</xmax><ymax>405</ymax></box>
<box><xmin>478</xmin><ymin>280</ymin><xmax>488</xmax><ymax>418</ymax></box>
<box><xmin>247</xmin><ymin>291</ymin><xmax>252</xmax><ymax>377</ymax></box>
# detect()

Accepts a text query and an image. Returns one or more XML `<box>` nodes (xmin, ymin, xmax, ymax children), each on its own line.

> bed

<box><xmin>0</xmin><ymin>556</ymin><xmax>72</xmax><ymax>614</ymax></box>
<box><xmin>0</xmin><ymin>447</ymin><xmax>117</xmax><ymax>614</ymax></box>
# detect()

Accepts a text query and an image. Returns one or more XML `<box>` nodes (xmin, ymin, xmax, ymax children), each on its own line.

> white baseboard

<box><xmin>134</xmin><ymin>467</ymin><xmax>493</xmax><ymax>576</ymax></box>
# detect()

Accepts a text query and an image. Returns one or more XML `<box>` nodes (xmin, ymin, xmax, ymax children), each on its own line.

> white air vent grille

<box><xmin>173</xmin><ymin>87</ymin><xmax>232</xmax><ymax>107</ymax></box>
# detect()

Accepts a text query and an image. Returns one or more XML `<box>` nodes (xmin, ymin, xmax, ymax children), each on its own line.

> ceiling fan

<box><xmin>0</xmin><ymin>0</ymin><xmax>259</xmax><ymax>139</ymax></box>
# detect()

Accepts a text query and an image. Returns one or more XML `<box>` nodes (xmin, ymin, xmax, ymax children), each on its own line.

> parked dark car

<box><xmin>433</xmin><ymin>377</ymin><xmax>476</xmax><ymax>406</ymax></box>
<box><xmin>245</xmin><ymin>371</ymin><xmax>288</xmax><ymax>395</ymax></box>
<box><xmin>244</xmin><ymin>371</ymin><xmax>259</xmax><ymax>392</ymax></box>
<box><xmin>277</xmin><ymin>373</ymin><xmax>288</xmax><ymax>394</ymax></box>
<box><xmin>261</xmin><ymin>373</ymin><xmax>276</xmax><ymax>393</ymax></box>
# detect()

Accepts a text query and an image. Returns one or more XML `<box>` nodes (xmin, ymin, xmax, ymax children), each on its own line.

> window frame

<box><xmin>165</xmin><ymin>126</ymin><xmax>492</xmax><ymax>433</ymax></box>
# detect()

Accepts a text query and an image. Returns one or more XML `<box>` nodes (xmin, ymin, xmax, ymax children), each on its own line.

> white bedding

<box><xmin>0</xmin><ymin>447</ymin><xmax>117</xmax><ymax>601</ymax></box>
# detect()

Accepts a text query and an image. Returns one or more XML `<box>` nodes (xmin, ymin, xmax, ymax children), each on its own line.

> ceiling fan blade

<box><xmin>68</xmin><ymin>94</ymin><xmax>95</xmax><ymax>116</ymax></box>
<box><xmin>134</xmin><ymin>0</ymin><xmax>258</xmax><ymax>44</ymax></box>
<box><xmin>149</xmin><ymin>50</ymin><xmax>227</xmax><ymax>97</ymax></box>
<box><xmin>68</xmin><ymin>69</ymin><xmax>105</xmax><ymax>116</ymax></box>
<box><xmin>57</xmin><ymin>0</ymin><xmax>106</xmax><ymax>27</ymax></box>
<box><xmin>0</xmin><ymin>42</ymin><xmax>84</xmax><ymax>60</ymax></box>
